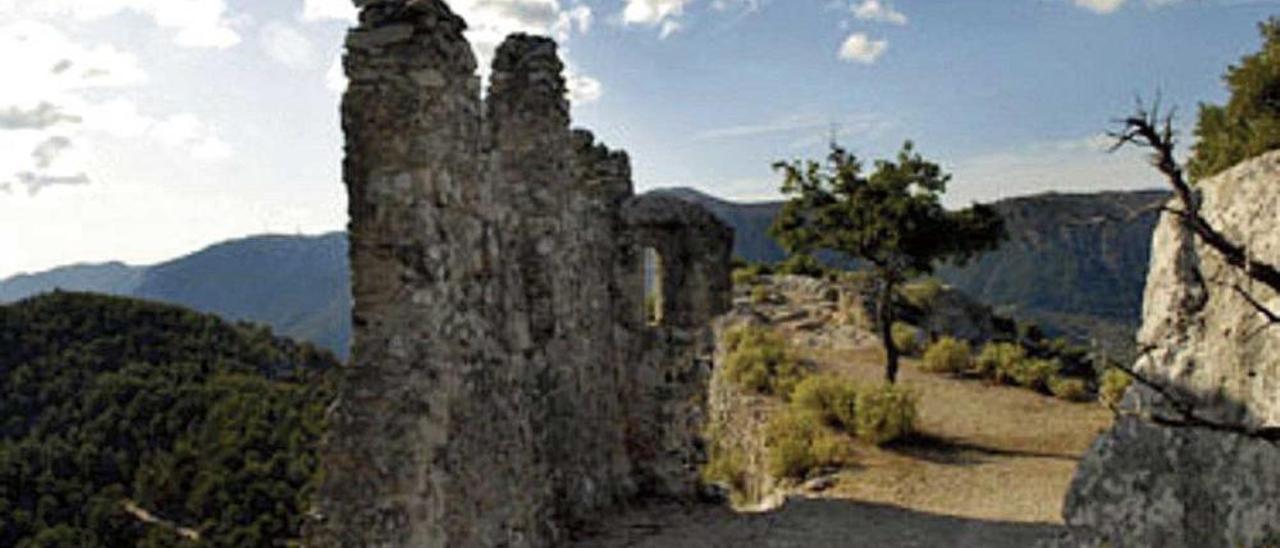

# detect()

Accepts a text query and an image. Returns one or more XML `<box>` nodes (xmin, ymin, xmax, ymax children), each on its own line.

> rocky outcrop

<box><xmin>1059</xmin><ymin>151</ymin><xmax>1280</xmax><ymax>547</ymax></box>
<box><xmin>308</xmin><ymin>2</ymin><xmax>733</xmax><ymax>546</ymax></box>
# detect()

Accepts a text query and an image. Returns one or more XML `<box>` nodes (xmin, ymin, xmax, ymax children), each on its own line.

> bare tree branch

<box><xmin>1107</xmin><ymin>354</ymin><xmax>1280</xmax><ymax>443</ymax></box>
<box><xmin>1109</xmin><ymin>99</ymin><xmax>1280</xmax><ymax>296</ymax></box>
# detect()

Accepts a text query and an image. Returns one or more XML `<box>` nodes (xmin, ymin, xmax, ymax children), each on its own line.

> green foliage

<box><xmin>975</xmin><ymin>342</ymin><xmax>1026</xmax><ymax>382</ymax></box>
<box><xmin>1008</xmin><ymin>359</ymin><xmax>1061</xmax><ymax>392</ymax></box>
<box><xmin>764</xmin><ymin>409</ymin><xmax>850</xmax><ymax>480</ymax></box>
<box><xmin>921</xmin><ymin>337</ymin><xmax>971</xmax><ymax>375</ymax></box>
<box><xmin>750</xmin><ymin>285</ymin><xmax>771</xmax><ymax>305</ymax></box>
<box><xmin>1189</xmin><ymin>18</ymin><xmax>1280</xmax><ymax>181</ymax></box>
<box><xmin>855</xmin><ymin>384</ymin><xmax>918</xmax><ymax>446</ymax></box>
<box><xmin>891</xmin><ymin>322</ymin><xmax>922</xmax><ymax>357</ymax></box>
<box><xmin>791</xmin><ymin>375</ymin><xmax>860</xmax><ymax>431</ymax></box>
<box><xmin>900</xmin><ymin>278</ymin><xmax>944</xmax><ymax>310</ymax></box>
<box><xmin>0</xmin><ymin>292</ymin><xmax>339</xmax><ymax>547</ymax></box>
<box><xmin>1099</xmin><ymin>368</ymin><xmax>1134</xmax><ymax>408</ymax></box>
<box><xmin>722</xmin><ymin>326</ymin><xmax>806</xmax><ymax>398</ymax></box>
<box><xmin>701</xmin><ymin>438</ymin><xmax>748</xmax><ymax>495</ymax></box>
<box><xmin>769</xmin><ymin>142</ymin><xmax>1005</xmax><ymax>382</ymax></box>
<box><xmin>776</xmin><ymin>253</ymin><xmax>826</xmax><ymax>277</ymax></box>
<box><xmin>1048</xmin><ymin>376</ymin><xmax>1090</xmax><ymax>402</ymax></box>
<box><xmin>732</xmin><ymin>268</ymin><xmax>760</xmax><ymax>287</ymax></box>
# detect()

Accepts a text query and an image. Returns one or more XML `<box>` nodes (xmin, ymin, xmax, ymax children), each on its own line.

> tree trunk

<box><xmin>877</xmin><ymin>276</ymin><xmax>900</xmax><ymax>384</ymax></box>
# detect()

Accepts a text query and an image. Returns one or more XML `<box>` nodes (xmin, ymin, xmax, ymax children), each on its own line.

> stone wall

<box><xmin>309</xmin><ymin>1</ymin><xmax>733</xmax><ymax>546</ymax></box>
<box><xmin>1058</xmin><ymin>151</ymin><xmax>1280</xmax><ymax>547</ymax></box>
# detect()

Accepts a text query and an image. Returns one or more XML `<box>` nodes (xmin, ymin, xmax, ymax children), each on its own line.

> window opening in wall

<box><xmin>643</xmin><ymin>246</ymin><xmax>663</xmax><ymax>326</ymax></box>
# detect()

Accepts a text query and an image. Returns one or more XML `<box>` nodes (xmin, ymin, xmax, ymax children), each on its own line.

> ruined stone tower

<box><xmin>309</xmin><ymin>1</ymin><xmax>733</xmax><ymax>546</ymax></box>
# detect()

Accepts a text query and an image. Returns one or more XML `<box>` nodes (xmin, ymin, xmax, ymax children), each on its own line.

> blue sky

<box><xmin>0</xmin><ymin>0</ymin><xmax>1276</xmax><ymax>277</ymax></box>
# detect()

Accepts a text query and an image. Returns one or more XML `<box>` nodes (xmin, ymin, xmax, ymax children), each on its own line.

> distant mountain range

<box><xmin>0</xmin><ymin>188</ymin><xmax>1170</xmax><ymax>359</ymax></box>
<box><xmin>0</xmin><ymin>233</ymin><xmax>351</xmax><ymax>357</ymax></box>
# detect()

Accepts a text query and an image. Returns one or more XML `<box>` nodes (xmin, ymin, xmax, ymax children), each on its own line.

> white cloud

<box><xmin>622</xmin><ymin>0</ymin><xmax>692</xmax><ymax>26</ymax></box>
<box><xmin>325</xmin><ymin>54</ymin><xmax>347</xmax><ymax>94</ymax></box>
<box><xmin>852</xmin><ymin>0</ymin><xmax>907</xmax><ymax>25</ymax></box>
<box><xmin>261</xmin><ymin>21</ymin><xmax>316</xmax><ymax>70</ymax></box>
<box><xmin>1074</xmin><ymin>0</ymin><xmax>1126</xmax><ymax>14</ymax></box>
<box><xmin>301</xmin><ymin>0</ymin><xmax>358</xmax><ymax>22</ymax></box>
<box><xmin>566</xmin><ymin>71</ymin><xmax>602</xmax><ymax>104</ymax></box>
<box><xmin>22</xmin><ymin>0</ymin><xmax>241</xmax><ymax>48</ymax></box>
<box><xmin>0</xmin><ymin>22</ymin><xmax>231</xmax><ymax>196</ymax></box>
<box><xmin>445</xmin><ymin>0</ymin><xmax>602</xmax><ymax>102</ymax></box>
<box><xmin>838</xmin><ymin>33</ymin><xmax>887</xmax><ymax>64</ymax></box>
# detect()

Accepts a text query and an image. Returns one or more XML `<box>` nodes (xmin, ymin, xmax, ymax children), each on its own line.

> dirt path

<box><xmin>803</xmin><ymin>343</ymin><xmax>1114</xmax><ymax>525</ymax></box>
<box><xmin>577</xmin><ymin>279</ymin><xmax>1112</xmax><ymax>546</ymax></box>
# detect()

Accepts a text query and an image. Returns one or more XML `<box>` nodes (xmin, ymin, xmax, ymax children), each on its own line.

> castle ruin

<box><xmin>309</xmin><ymin>1</ymin><xmax>734</xmax><ymax>546</ymax></box>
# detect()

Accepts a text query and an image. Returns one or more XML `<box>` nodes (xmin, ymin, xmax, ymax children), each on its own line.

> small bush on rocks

<box><xmin>976</xmin><ymin>342</ymin><xmax>1025</xmax><ymax>382</ymax></box>
<box><xmin>1099</xmin><ymin>368</ymin><xmax>1134</xmax><ymax>409</ymax></box>
<box><xmin>791</xmin><ymin>375</ymin><xmax>860</xmax><ymax>432</ymax></box>
<box><xmin>855</xmin><ymin>384</ymin><xmax>918</xmax><ymax>446</ymax></box>
<box><xmin>765</xmin><ymin>408</ymin><xmax>852</xmax><ymax>480</ymax></box>
<box><xmin>732</xmin><ymin>268</ymin><xmax>760</xmax><ymax>287</ymax></box>
<box><xmin>922</xmin><ymin>337</ymin><xmax>971</xmax><ymax>375</ymax></box>
<box><xmin>1009</xmin><ymin>358</ymin><xmax>1060</xmax><ymax>392</ymax></box>
<box><xmin>891</xmin><ymin>322</ymin><xmax>922</xmax><ymax>357</ymax></box>
<box><xmin>750</xmin><ymin>285</ymin><xmax>770</xmax><ymax>305</ymax></box>
<box><xmin>1048</xmin><ymin>376</ymin><xmax>1090</xmax><ymax>402</ymax></box>
<box><xmin>722</xmin><ymin>326</ymin><xmax>806</xmax><ymax>398</ymax></box>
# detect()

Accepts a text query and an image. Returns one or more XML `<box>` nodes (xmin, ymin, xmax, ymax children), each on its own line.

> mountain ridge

<box><xmin>0</xmin><ymin>188</ymin><xmax>1169</xmax><ymax>358</ymax></box>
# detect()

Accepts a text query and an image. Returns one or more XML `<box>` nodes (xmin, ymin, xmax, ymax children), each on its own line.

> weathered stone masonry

<box><xmin>309</xmin><ymin>1</ymin><xmax>733</xmax><ymax>546</ymax></box>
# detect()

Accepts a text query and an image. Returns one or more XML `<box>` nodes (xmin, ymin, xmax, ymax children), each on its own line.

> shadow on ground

<box><xmin>890</xmin><ymin>432</ymin><xmax>1083</xmax><ymax>466</ymax></box>
<box><xmin>573</xmin><ymin>497</ymin><xmax>1064</xmax><ymax>548</ymax></box>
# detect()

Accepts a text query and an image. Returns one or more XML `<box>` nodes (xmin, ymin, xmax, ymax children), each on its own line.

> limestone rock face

<box><xmin>307</xmin><ymin>2</ymin><xmax>733</xmax><ymax>546</ymax></box>
<box><xmin>1060</xmin><ymin>151</ymin><xmax>1280</xmax><ymax>547</ymax></box>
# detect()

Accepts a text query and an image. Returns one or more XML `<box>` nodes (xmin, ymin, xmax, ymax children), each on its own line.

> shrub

<box><xmin>901</xmin><ymin>278</ymin><xmax>944</xmax><ymax>310</ymax></box>
<box><xmin>891</xmin><ymin>322</ymin><xmax>922</xmax><ymax>357</ymax></box>
<box><xmin>1048</xmin><ymin>376</ymin><xmax>1090</xmax><ymax>402</ymax></box>
<box><xmin>1099</xmin><ymin>368</ymin><xmax>1133</xmax><ymax>408</ymax></box>
<box><xmin>921</xmin><ymin>337</ymin><xmax>971</xmax><ymax>375</ymax></box>
<box><xmin>750</xmin><ymin>285</ymin><xmax>770</xmax><ymax>305</ymax></box>
<box><xmin>764</xmin><ymin>409</ymin><xmax>820</xmax><ymax>479</ymax></box>
<box><xmin>975</xmin><ymin>342</ymin><xmax>1025</xmax><ymax>382</ymax></box>
<box><xmin>764</xmin><ymin>408</ymin><xmax>850</xmax><ymax>480</ymax></box>
<box><xmin>1009</xmin><ymin>359</ymin><xmax>1060</xmax><ymax>392</ymax></box>
<box><xmin>702</xmin><ymin>446</ymin><xmax>748</xmax><ymax>494</ymax></box>
<box><xmin>722</xmin><ymin>326</ymin><xmax>806</xmax><ymax>398</ymax></box>
<box><xmin>732</xmin><ymin>267</ymin><xmax>760</xmax><ymax>287</ymax></box>
<box><xmin>855</xmin><ymin>384</ymin><xmax>918</xmax><ymax>446</ymax></box>
<box><xmin>791</xmin><ymin>375</ymin><xmax>860</xmax><ymax>432</ymax></box>
<box><xmin>778</xmin><ymin>254</ymin><xmax>826</xmax><ymax>277</ymax></box>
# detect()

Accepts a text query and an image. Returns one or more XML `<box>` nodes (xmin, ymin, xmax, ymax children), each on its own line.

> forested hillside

<box><xmin>0</xmin><ymin>292</ymin><xmax>338</xmax><ymax>547</ymax></box>
<box><xmin>0</xmin><ymin>233</ymin><xmax>350</xmax><ymax>358</ymax></box>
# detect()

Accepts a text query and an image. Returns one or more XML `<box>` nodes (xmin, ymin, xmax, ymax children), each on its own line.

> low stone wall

<box><xmin>308</xmin><ymin>2</ymin><xmax>733</xmax><ymax>546</ymax></box>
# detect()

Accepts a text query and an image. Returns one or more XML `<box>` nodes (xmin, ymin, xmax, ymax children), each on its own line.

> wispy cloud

<box><xmin>0</xmin><ymin>103</ymin><xmax>82</xmax><ymax>130</ymax></box>
<box><xmin>1074</xmin><ymin>0</ymin><xmax>1126</xmax><ymax>14</ymax></box>
<box><xmin>300</xmin><ymin>0</ymin><xmax>356</xmax><ymax>22</ymax></box>
<box><xmin>694</xmin><ymin>113</ymin><xmax>889</xmax><ymax>143</ymax></box>
<box><xmin>21</xmin><ymin>0</ymin><xmax>242</xmax><ymax>49</ymax></box>
<box><xmin>852</xmin><ymin>0</ymin><xmax>907</xmax><ymax>25</ymax></box>
<box><xmin>261</xmin><ymin>21</ymin><xmax>316</xmax><ymax>70</ymax></box>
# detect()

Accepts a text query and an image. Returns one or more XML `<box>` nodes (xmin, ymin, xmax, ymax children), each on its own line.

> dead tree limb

<box><xmin>1107</xmin><ymin>353</ymin><xmax>1280</xmax><ymax>442</ymax></box>
<box><xmin>1109</xmin><ymin>99</ymin><xmax>1280</xmax><ymax>297</ymax></box>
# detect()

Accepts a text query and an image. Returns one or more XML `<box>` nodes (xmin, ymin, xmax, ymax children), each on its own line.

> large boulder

<box><xmin>1058</xmin><ymin>151</ymin><xmax>1280</xmax><ymax>547</ymax></box>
